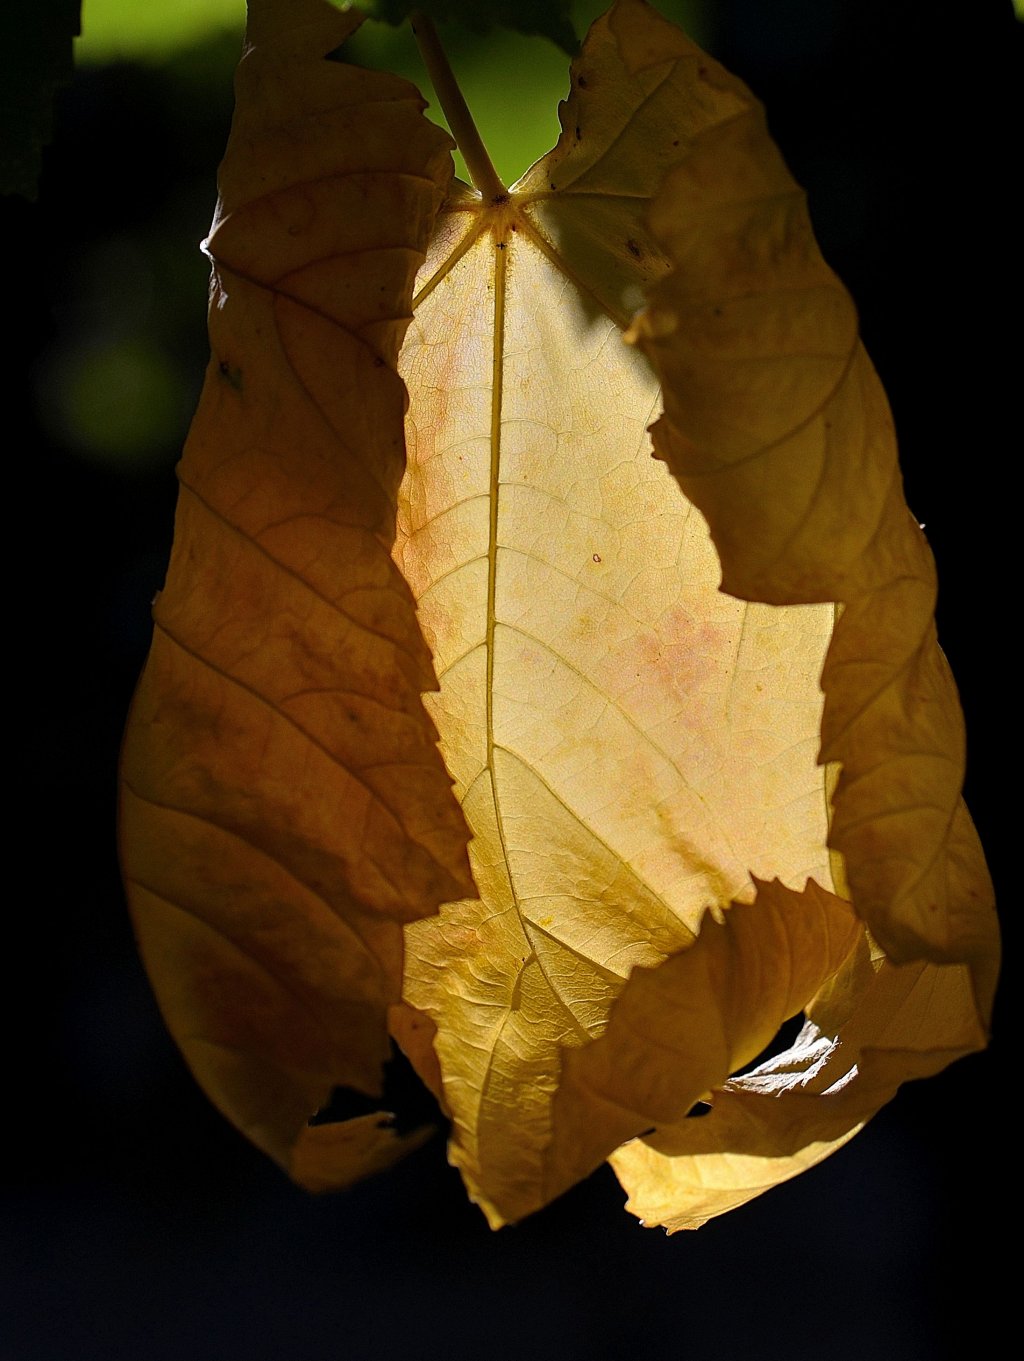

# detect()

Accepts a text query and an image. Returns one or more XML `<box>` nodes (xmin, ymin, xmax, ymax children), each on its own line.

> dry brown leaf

<box><xmin>118</xmin><ymin>0</ymin><xmax>472</xmax><ymax>1186</ymax></box>
<box><xmin>605</xmin><ymin>0</ymin><xmax>1000</xmax><ymax>1227</ymax></box>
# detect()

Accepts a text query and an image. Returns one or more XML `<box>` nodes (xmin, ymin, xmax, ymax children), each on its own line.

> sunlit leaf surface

<box><xmin>120</xmin><ymin>0</ymin><xmax>996</xmax><ymax>1228</ymax></box>
<box><xmin>396</xmin><ymin>0</ymin><xmax>995</xmax><ymax>1226</ymax></box>
<box><xmin>397</xmin><ymin>0</ymin><xmax>829</xmax><ymax>1226</ymax></box>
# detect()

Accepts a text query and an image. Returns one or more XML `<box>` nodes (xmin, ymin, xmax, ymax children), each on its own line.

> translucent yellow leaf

<box><xmin>118</xmin><ymin>0</ymin><xmax>472</xmax><ymax>1187</ymax></box>
<box><xmin>396</xmin><ymin>0</ymin><xmax>840</xmax><ymax>1226</ymax></box>
<box><xmin>610</xmin><ymin>933</ymin><xmax>990</xmax><ymax>1230</ymax></box>
<box><xmin>119</xmin><ymin>0</ymin><xmax>996</xmax><ymax>1227</ymax></box>
<box><xmin>397</xmin><ymin>0</ymin><xmax>995</xmax><ymax>1227</ymax></box>
<box><xmin>543</xmin><ymin>877</ymin><xmax>862</xmax><ymax>1207</ymax></box>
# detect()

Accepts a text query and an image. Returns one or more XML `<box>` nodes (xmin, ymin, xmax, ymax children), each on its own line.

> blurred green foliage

<box><xmin>35</xmin><ymin>225</ymin><xmax>203</xmax><ymax>470</ymax></box>
<box><xmin>74</xmin><ymin>1</ymin><xmax>709</xmax><ymax>184</ymax></box>
<box><xmin>353</xmin><ymin>0</ymin><xmax>578</xmax><ymax>52</ymax></box>
<box><xmin>45</xmin><ymin>337</ymin><xmax>188</xmax><ymax>468</ymax></box>
<box><xmin>48</xmin><ymin>0</ymin><xmax>707</xmax><ymax>466</ymax></box>
<box><xmin>75</xmin><ymin>0</ymin><xmax>243</xmax><ymax>63</ymax></box>
<box><xmin>344</xmin><ymin>1</ymin><xmax>709</xmax><ymax>185</ymax></box>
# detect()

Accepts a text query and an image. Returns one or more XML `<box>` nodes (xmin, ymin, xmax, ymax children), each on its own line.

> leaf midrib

<box><xmin>413</xmin><ymin>195</ymin><xmax>657</xmax><ymax>1013</ymax></box>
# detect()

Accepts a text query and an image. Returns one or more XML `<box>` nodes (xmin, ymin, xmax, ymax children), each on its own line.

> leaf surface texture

<box><xmin>119</xmin><ymin>0</ymin><xmax>471</xmax><ymax>1186</ymax></box>
<box><xmin>396</xmin><ymin>0</ymin><xmax>846</xmax><ymax>1225</ymax></box>
<box><xmin>397</xmin><ymin>0</ymin><xmax>996</xmax><ymax>1226</ymax></box>
<box><xmin>119</xmin><ymin>0</ymin><xmax>997</xmax><ymax>1227</ymax></box>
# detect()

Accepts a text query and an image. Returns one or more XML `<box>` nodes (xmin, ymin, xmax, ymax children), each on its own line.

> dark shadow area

<box><xmin>729</xmin><ymin>1011</ymin><xmax>806</xmax><ymax>1079</ymax></box>
<box><xmin>310</xmin><ymin>1043</ymin><xmax>448</xmax><ymax>1138</ymax></box>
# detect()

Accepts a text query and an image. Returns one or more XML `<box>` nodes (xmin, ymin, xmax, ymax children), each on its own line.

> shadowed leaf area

<box><xmin>119</xmin><ymin>0</ymin><xmax>997</xmax><ymax>1230</ymax></box>
<box><xmin>354</xmin><ymin>0</ymin><xmax>579</xmax><ymax>53</ymax></box>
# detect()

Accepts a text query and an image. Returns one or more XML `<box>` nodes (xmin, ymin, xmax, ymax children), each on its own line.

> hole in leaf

<box><xmin>729</xmin><ymin>1012</ymin><xmax>806</xmax><ymax>1080</ymax></box>
<box><xmin>308</xmin><ymin>1042</ymin><xmax>446</xmax><ymax>1137</ymax></box>
<box><xmin>684</xmin><ymin>1100</ymin><xmax>713</xmax><ymax>1119</ymax></box>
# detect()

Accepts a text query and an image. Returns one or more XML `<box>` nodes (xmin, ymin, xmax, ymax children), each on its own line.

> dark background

<box><xmin>4</xmin><ymin>2</ymin><xmax>1019</xmax><ymax>1358</ymax></box>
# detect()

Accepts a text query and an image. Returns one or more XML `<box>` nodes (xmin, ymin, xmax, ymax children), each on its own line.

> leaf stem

<box><xmin>411</xmin><ymin>12</ymin><xmax>506</xmax><ymax>201</ymax></box>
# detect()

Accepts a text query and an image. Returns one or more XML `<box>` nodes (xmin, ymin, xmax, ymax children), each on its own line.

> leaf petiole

<box><xmin>411</xmin><ymin>12</ymin><xmax>506</xmax><ymax>201</ymax></box>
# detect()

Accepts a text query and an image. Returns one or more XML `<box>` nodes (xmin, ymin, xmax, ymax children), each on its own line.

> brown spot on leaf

<box><xmin>217</xmin><ymin>359</ymin><xmax>243</xmax><ymax>391</ymax></box>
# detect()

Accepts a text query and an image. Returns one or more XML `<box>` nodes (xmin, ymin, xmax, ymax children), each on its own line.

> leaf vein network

<box><xmin>151</xmin><ymin>620</ymin><xmax>450</xmax><ymax>881</ymax></box>
<box><xmin>178</xmin><ymin>480</ymin><xmax>417</xmax><ymax>655</ymax></box>
<box><xmin>124</xmin><ymin>874</ymin><xmax>365</xmax><ymax>1037</ymax></box>
<box><xmin>121</xmin><ymin>780</ymin><xmax>381</xmax><ymax>958</ymax></box>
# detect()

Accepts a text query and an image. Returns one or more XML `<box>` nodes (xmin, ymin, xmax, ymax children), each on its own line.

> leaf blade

<box><xmin>397</xmin><ymin>0</ymin><xmax>838</xmax><ymax>1225</ymax></box>
<box><xmin>544</xmin><ymin>877</ymin><xmax>862</xmax><ymax>1207</ymax></box>
<box><xmin>119</xmin><ymin>0</ymin><xmax>471</xmax><ymax>1187</ymax></box>
<box><xmin>610</xmin><ymin>932</ymin><xmax>990</xmax><ymax>1230</ymax></box>
<box><xmin>623</xmin><ymin>29</ymin><xmax>998</xmax><ymax>967</ymax></box>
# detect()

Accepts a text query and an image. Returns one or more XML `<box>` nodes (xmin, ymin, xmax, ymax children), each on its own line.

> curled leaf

<box><xmin>398</xmin><ymin>0</ymin><xmax>996</xmax><ymax>1227</ymax></box>
<box><xmin>119</xmin><ymin>0</ymin><xmax>471</xmax><ymax>1187</ymax></box>
<box><xmin>606</xmin><ymin>0</ymin><xmax>1000</xmax><ymax>1226</ymax></box>
<box><xmin>610</xmin><ymin>935</ymin><xmax>989</xmax><ymax>1230</ymax></box>
<box><xmin>396</xmin><ymin>0</ymin><xmax>841</xmax><ymax>1226</ymax></box>
<box><xmin>543</xmin><ymin>877</ymin><xmax>861</xmax><ymax>1208</ymax></box>
<box><xmin>622</xmin><ymin>8</ymin><xmax>996</xmax><ymax>968</ymax></box>
<box><xmin>119</xmin><ymin>0</ymin><xmax>997</xmax><ymax>1228</ymax></box>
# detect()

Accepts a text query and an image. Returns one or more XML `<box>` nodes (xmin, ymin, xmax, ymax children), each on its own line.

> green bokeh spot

<box><xmin>55</xmin><ymin>338</ymin><xmax>186</xmax><ymax>468</ymax></box>
<box><xmin>75</xmin><ymin>0</ymin><xmax>243</xmax><ymax>63</ymax></box>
